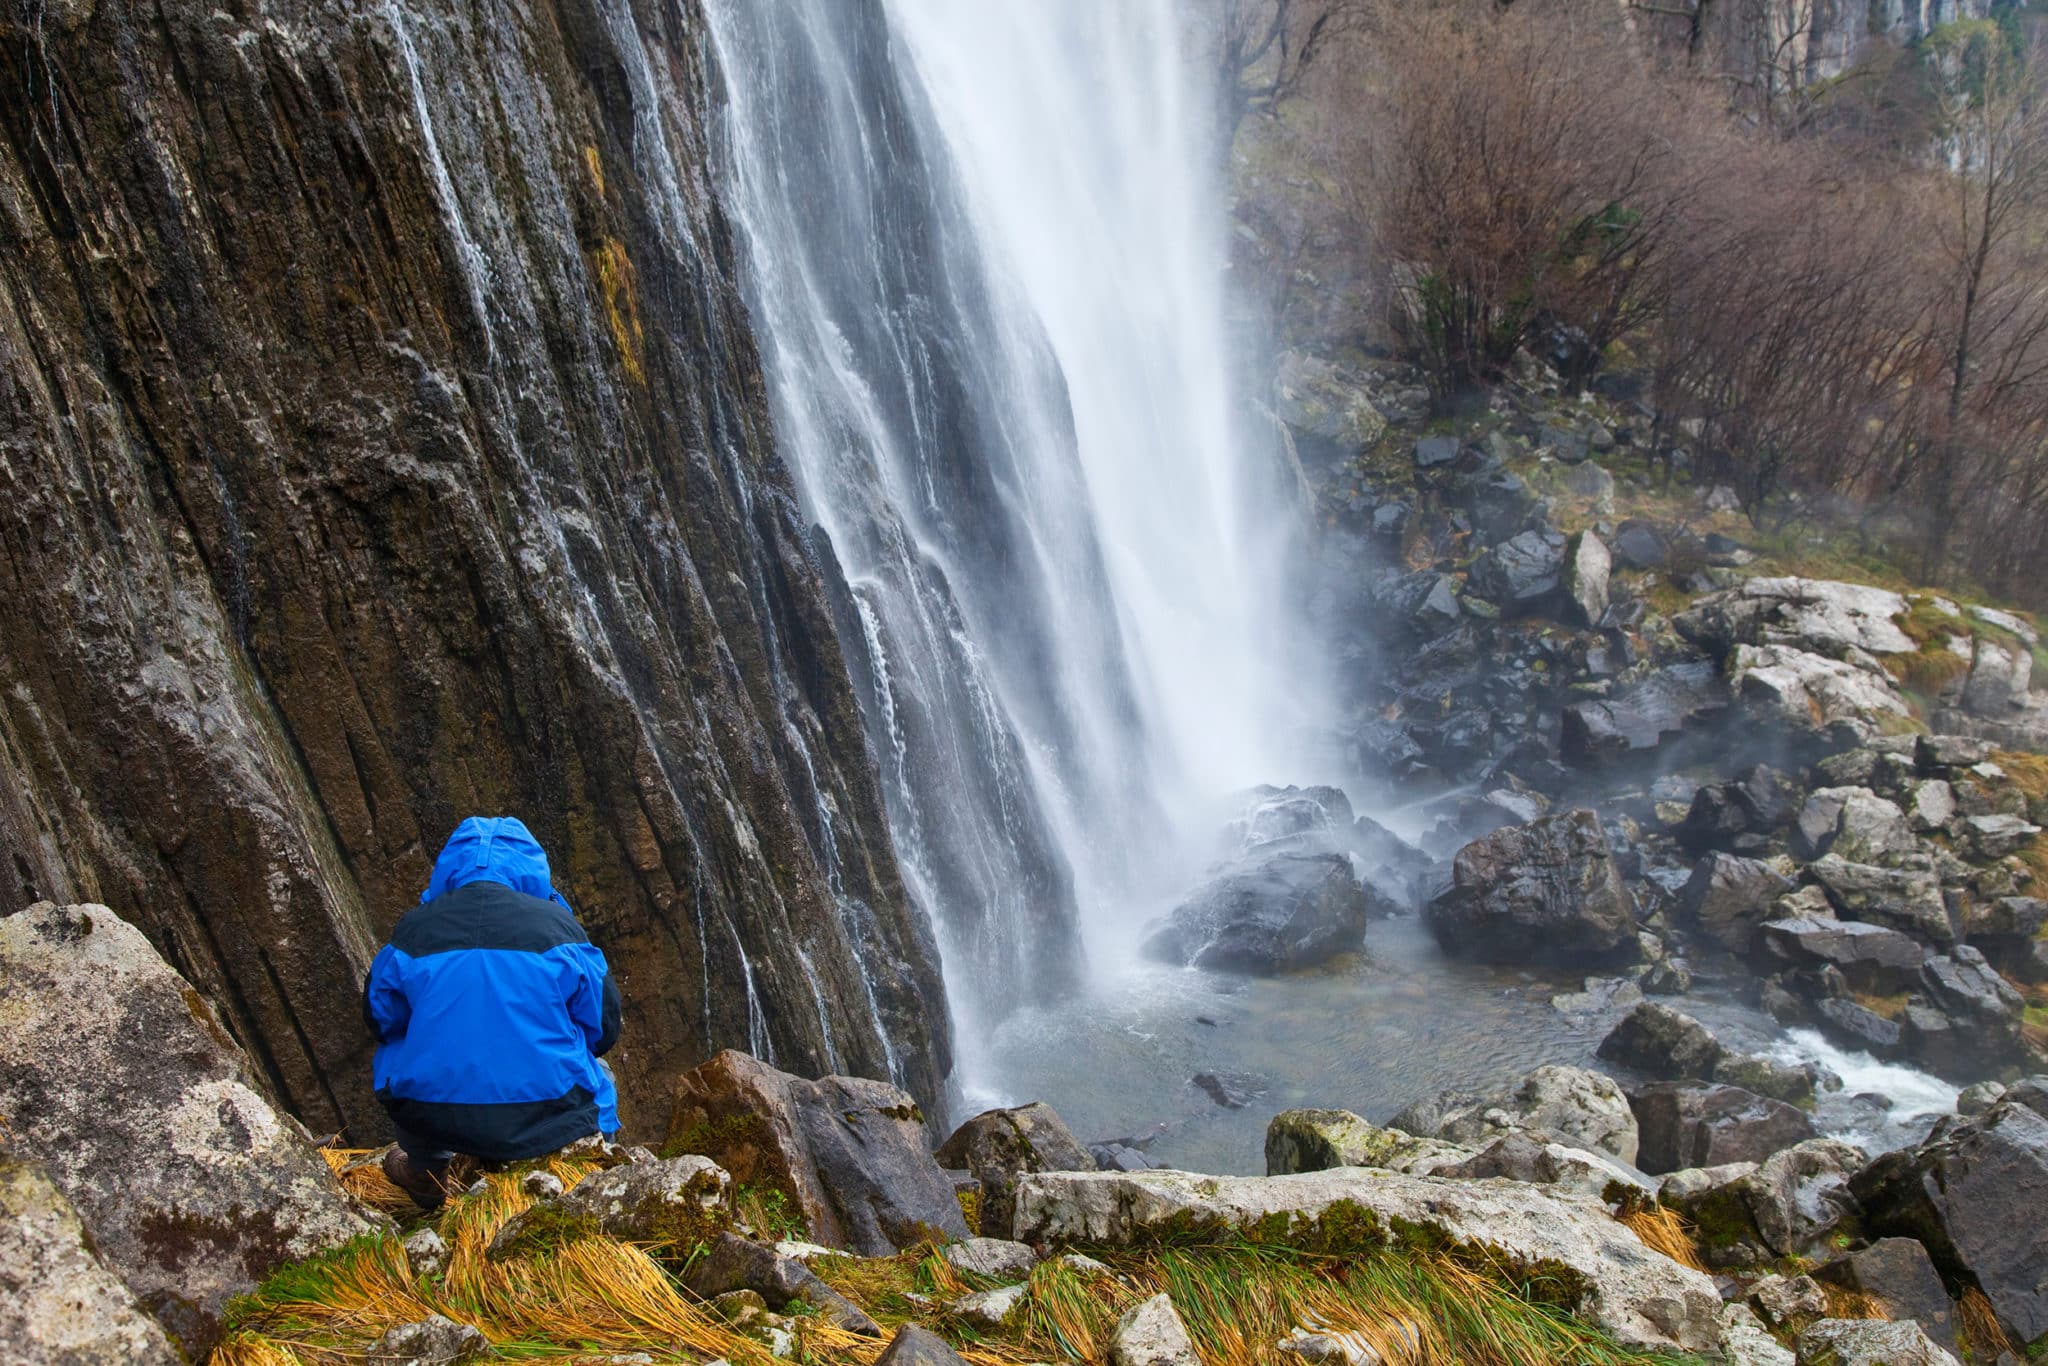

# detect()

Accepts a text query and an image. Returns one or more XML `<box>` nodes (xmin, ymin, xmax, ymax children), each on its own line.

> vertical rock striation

<box><xmin>0</xmin><ymin>0</ymin><xmax>948</xmax><ymax>1138</ymax></box>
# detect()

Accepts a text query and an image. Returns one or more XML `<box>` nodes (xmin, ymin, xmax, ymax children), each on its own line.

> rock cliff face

<box><xmin>1700</xmin><ymin>0</ymin><xmax>1996</xmax><ymax>86</ymax></box>
<box><xmin>0</xmin><ymin>0</ymin><xmax>948</xmax><ymax>1139</ymax></box>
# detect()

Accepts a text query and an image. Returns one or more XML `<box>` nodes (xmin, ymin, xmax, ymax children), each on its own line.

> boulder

<box><xmin>876</xmin><ymin>1324</ymin><xmax>969</xmax><ymax>1366</ymax></box>
<box><xmin>951</xmin><ymin>1284</ymin><xmax>1027</xmax><ymax>1329</ymax></box>
<box><xmin>1676</xmin><ymin>577</ymin><xmax>1915</xmax><ymax>659</ymax></box>
<box><xmin>1563</xmin><ymin>531</ymin><xmax>1612</xmax><ymax>625</ymax></box>
<box><xmin>1810</xmin><ymin>857</ymin><xmax>1953</xmax><ymax>945</ymax></box>
<box><xmin>487</xmin><ymin>1154</ymin><xmax>731</xmax><ymax>1260</ymax></box>
<box><xmin>1850</xmin><ymin>1100</ymin><xmax>2048</xmax><ymax>1349</ymax></box>
<box><xmin>1658</xmin><ymin>1140</ymin><xmax>1862</xmax><ymax>1266</ymax></box>
<box><xmin>1682</xmin><ymin>854</ymin><xmax>1795</xmax><ymax>954</ymax></box>
<box><xmin>0</xmin><ymin>903</ymin><xmax>376</xmax><ymax>1356</ymax></box>
<box><xmin>1111</xmin><ymin>1294</ymin><xmax>1200</xmax><ymax>1366</ymax></box>
<box><xmin>1907</xmin><ymin>780</ymin><xmax>1957</xmax><ymax>835</ymax></box>
<box><xmin>1265</xmin><ymin>1110</ymin><xmax>1472</xmax><ymax>1177</ymax></box>
<box><xmin>934</xmin><ymin>1102</ymin><xmax>1095</xmax><ymax>1240</ymax></box>
<box><xmin>942</xmin><ymin>1237</ymin><xmax>1038</xmax><ymax>1284</ymax></box>
<box><xmin>664</xmin><ymin>1050</ymin><xmax>968</xmax><ymax>1256</ymax></box>
<box><xmin>1143</xmin><ymin>852</ymin><xmax>1371</xmax><ymax>974</ymax></box>
<box><xmin>1721</xmin><ymin>1302</ymin><xmax>1798</xmax><ymax>1366</ymax></box>
<box><xmin>1749</xmin><ymin>1273</ymin><xmax>1829</xmax><ymax>1329</ymax></box>
<box><xmin>1795</xmin><ymin>1319</ymin><xmax>1959</xmax><ymax>1366</ymax></box>
<box><xmin>1561</xmin><ymin>662</ymin><xmax>1730</xmax><ymax>767</ymax></box>
<box><xmin>1010</xmin><ymin>1168</ymin><xmax>1723</xmax><ymax>1352</ymax></box>
<box><xmin>1796</xmin><ymin>787</ymin><xmax>1864</xmax><ymax>859</ymax></box>
<box><xmin>1963</xmin><ymin>638</ymin><xmax>2033</xmax><ymax>715</ymax></box>
<box><xmin>1427</xmin><ymin>810</ymin><xmax>1639</xmax><ymax>965</ymax></box>
<box><xmin>1613</xmin><ymin>519</ymin><xmax>1673</xmax><ymax>570</ymax></box>
<box><xmin>1814</xmin><ymin>1238</ymin><xmax>1958</xmax><ymax>1355</ymax></box>
<box><xmin>680</xmin><ymin>1232</ymin><xmax>881</xmax><ymax>1335</ymax></box>
<box><xmin>1275</xmin><ymin>352</ymin><xmax>1388</xmax><ymax>452</ymax></box>
<box><xmin>1412</xmin><ymin>434</ymin><xmax>1461</xmax><ymax>468</ymax></box>
<box><xmin>1961</xmin><ymin>813</ymin><xmax>2040</xmax><ymax>860</ymax></box>
<box><xmin>1715</xmin><ymin>1054</ymin><xmax>1821</xmax><ymax>1106</ymax></box>
<box><xmin>1730</xmin><ymin>645</ymin><xmax>1910</xmax><ymax>740</ymax></box>
<box><xmin>1435</xmin><ymin>1131</ymin><xmax>1654</xmax><ymax>1202</ymax></box>
<box><xmin>368</xmin><ymin>1315</ymin><xmax>495</xmax><ymax>1366</ymax></box>
<box><xmin>1830</xmin><ymin>792</ymin><xmax>1920</xmax><ymax>866</ymax></box>
<box><xmin>1760</xmin><ymin>917</ymin><xmax>1926</xmax><ymax>993</ymax></box>
<box><xmin>0</xmin><ymin>1160</ymin><xmax>182</xmax><ymax>1366</ymax></box>
<box><xmin>1630</xmin><ymin>1084</ymin><xmax>1817</xmax><ymax>1176</ymax></box>
<box><xmin>1918</xmin><ymin>734</ymin><xmax>1997</xmax><ymax>770</ymax></box>
<box><xmin>1598</xmin><ymin>1003</ymin><xmax>1727</xmax><ymax>1082</ymax></box>
<box><xmin>1468</xmin><ymin>529</ymin><xmax>1566</xmax><ymax>611</ymax></box>
<box><xmin>1389</xmin><ymin>1065</ymin><xmax>1640</xmax><ymax>1165</ymax></box>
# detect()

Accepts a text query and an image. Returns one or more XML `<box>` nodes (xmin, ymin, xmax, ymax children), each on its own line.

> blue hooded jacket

<box><xmin>363</xmin><ymin>817</ymin><xmax>621</xmax><ymax>1159</ymax></box>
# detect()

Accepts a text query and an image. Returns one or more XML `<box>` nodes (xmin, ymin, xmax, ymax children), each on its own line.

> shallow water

<box><xmin>964</xmin><ymin>916</ymin><xmax>1955</xmax><ymax>1175</ymax></box>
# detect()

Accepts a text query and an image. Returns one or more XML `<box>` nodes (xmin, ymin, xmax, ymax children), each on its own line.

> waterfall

<box><xmin>700</xmin><ymin>0</ymin><xmax>1318</xmax><ymax>1089</ymax></box>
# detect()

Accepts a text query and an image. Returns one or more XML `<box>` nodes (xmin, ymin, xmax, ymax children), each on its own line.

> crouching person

<box><xmin>363</xmin><ymin>815</ymin><xmax>622</xmax><ymax>1210</ymax></box>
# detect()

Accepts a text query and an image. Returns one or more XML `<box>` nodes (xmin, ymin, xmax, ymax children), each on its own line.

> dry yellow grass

<box><xmin>1820</xmin><ymin>1283</ymin><xmax>1892</xmax><ymax>1321</ymax></box>
<box><xmin>1958</xmin><ymin>1286</ymin><xmax>2014</xmax><ymax>1360</ymax></box>
<box><xmin>218</xmin><ymin>1155</ymin><xmax>1710</xmax><ymax>1366</ymax></box>
<box><xmin>1618</xmin><ymin>1206</ymin><xmax>1707</xmax><ymax>1273</ymax></box>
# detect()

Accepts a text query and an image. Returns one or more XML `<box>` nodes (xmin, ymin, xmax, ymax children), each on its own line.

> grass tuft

<box><xmin>1820</xmin><ymin>1282</ymin><xmax>1892</xmax><ymax>1321</ymax></box>
<box><xmin>1958</xmin><ymin>1285</ymin><xmax>2015</xmax><ymax>1361</ymax></box>
<box><xmin>1619</xmin><ymin>1206</ymin><xmax>1708</xmax><ymax>1272</ymax></box>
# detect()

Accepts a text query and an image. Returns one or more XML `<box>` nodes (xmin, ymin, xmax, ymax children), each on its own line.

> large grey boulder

<box><xmin>876</xmin><ymin>1324</ymin><xmax>970</xmax><ymax>1366</ymax></box>
<box><xmin>1010</xmin><ymin>1168</ymin><xmax>1723</xmax><ymax>1352</ymax></box>
<box><xmin>941</xmin><ymin>1237</ymin><xmax>1039</xmax><ymax>1284</ymax></box>
<box><xmin>1682</xmin><ymin>853</ymin><xmax>1795</xmax><ymax>954</ymax></box>
<box><xmin>934</xmin><ymin>1102</ymin><xmax>1095</xmax><ymax>1240</ymax></box>
<box><xmin>1563</xmin><ymin>530</ymin><xmax>1612</xmax><ymax>625</ymax></box>
<box><xmin>1630</xmin><ymin>1084</ymin><xmax>1817</xmax><ymax>1176</ymax></box>
<box><xmin>1265</xmin><ymin>1110</ymin><xmax>1472</xmax><ymax>1177</ymax></box>
<box><xmin>1829</xmin><ymin>792</ymin><xmax>1920</xmax><ymax>866</ymax></box>
<box><xmin>1730</xmin><ymin>644</ymin><xmax>1911</xmax><ymax>740</ymax></box>
<box><xmin>1142</xmin><ymin>851</ymin><xmax>1372</xmax><ymax>974</ymax></box>
<box><xmin>1659</xmin><ymin>1140</ymin><xmax>1864</xmax><ymax>1268</ymax></box>
<box><xmin>1850</xmin><ymin>1099</ymin><xmax>2048</xmax><ymax>1350</ymax></box>
<box><xmin>1761</xmin><ymin>917</ymin><xmax>1927</xmax><ymax>992</ymax></box>
<box><xmin>1598</xmin><ymin>1003</ymin><xmax>1727</xmax><ymax>1082</ymax></box>
<box><xmin>1427</xmin><ymin>809</ymin><xmax>1638</xmax><ymax>965</ymax></box>
<box><xmin>1436</xmin><ymin>1131</ymin><xmax>1655</xmax><ymax>1202</ymax></box>
<box><xmin>1810</xmin><ymin>856</ymin><xmax>1953</xmax><ymax>944</ymax></box>
<box><xmin>487</xmin><ymin>1154</ymin><xmax>732</xmax><ymax>1260</ymax></box>
<box><xmin>1391</xmin><ymin>1065</ymin><xmax>1641</xmax><ymax>1166</ymax></box>
<box><xmin>1814</xmin><ymin>1238</ymin><xmax>1958</xmax><ymax>1355</ymax></box>
<box><xmin>1676</xmin><ymin>577</ymin><xmax>1915</xmax><ymax>659</ymax></box>
<box><xmin>0</xmin><ymin>1160</ymin><xmax>181</xmax><ymax>1366</ymax></box>
<box><xmin>664</xmin><ymin>1050</ymin><xmax>969</xmax><ymax>1256</ymax></box>
<box><xmin>1468</xmin><ymin>529</ymin><xmax>1566</xmax><ymax>611</ymax></box>
<box><xmin>0</xmin><ymin>903</ymin><xmax>376</xmax><ymax>1356</ymax></box>
<box><xmin>1795</xmin><ymin>1318</ymin><xmax>1959</xmax><ymax>1366</ymax></box>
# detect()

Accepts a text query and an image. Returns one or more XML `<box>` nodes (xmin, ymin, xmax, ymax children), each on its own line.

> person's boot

<box><xmin>381</xmin><ymin>1146</ymin><xmax>450</xmax><ymax>1213</ymax></box>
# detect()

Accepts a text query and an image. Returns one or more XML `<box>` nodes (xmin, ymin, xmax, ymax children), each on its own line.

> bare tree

<box><xmin>1213</xmin><ymin>0</ymin><xmax>1373</xmax><ymax>146</ymax></box>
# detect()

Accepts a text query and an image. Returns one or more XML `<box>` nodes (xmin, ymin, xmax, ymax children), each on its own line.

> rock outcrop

<box><xmin>933</xmin><ymin>1102</ymin><xmax>1095</xmax><ymax>1240</ymax></box>
<box><xmin>0</xmin><ymin>902</ymin><xmax>376</xmax><ymax>1354</ymax></box>
<box><xmin>664</xmin><ymin>1050</ymin><xmax>969</xmax><ymax>1256</ymax></box>
<box><xmin>0</xmin><ymin>1160</ymin><xmax>182</xmax><ymax>1366</ymax></box>
<box><xmin>1010</xmin><ymin>1168</ymin><xmax>1724</xmax><ymax>1352</ymax></box>
<box><xmin>0</xmin><ymin>0</ymin><xmax>952</xmax><ymax>1138</ymax></box>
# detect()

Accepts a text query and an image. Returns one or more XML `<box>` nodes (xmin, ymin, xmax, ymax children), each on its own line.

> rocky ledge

<box><xmin>6</xmin><ymin>897</ymin><xmax>2041</xmax><ymax>1366</ymax></box>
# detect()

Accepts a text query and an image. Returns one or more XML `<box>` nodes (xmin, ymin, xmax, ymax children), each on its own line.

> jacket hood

<box><xmin>422</xmin><ymin>816</ymin><xmax>574</xmax><ymax>912</ymax></box>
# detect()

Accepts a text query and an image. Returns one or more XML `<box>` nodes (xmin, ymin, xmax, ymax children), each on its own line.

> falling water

<box><xmin>700</xmin><ymin>0</ymin><xmax>1320</xmax><ymax>1091</ymax></box>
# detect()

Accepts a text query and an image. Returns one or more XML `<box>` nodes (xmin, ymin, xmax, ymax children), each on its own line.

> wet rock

<box><xmin>1144</xmin><ymin>851</ymin><xmax>1371</xmax><ymax>974</ymax></box>
<box><xmin>1012</xmin><ymin>1168</ymin><xmax>1723</xmax><ymax>1352</ymax></box>
<box><xmin>1683</xmin><ymin>854</ymin><xmax>1795</xmax><ymax>954</ymax></box>
<box><xmin>1112</xmin><ymin>1294</ymin><xmax>1201</xmax><ymax>1366</ymax></box>
<box><xmin>935</xmin><ymin>1102</ymin><xmax>1095</xmax><ymax>1241</ymax></box>
<box><xmin>876</xmin><ymin>1324</ymin><xmax>969</xmax><ymax>1366</ymax></box>
<box><xmin>1677</xmin><ymin>577</ymin><xmax>1915</xmax><ymax>659</ymax></box>
<box><xmin>1564</xmin><ymin>461</ymin><xmax>1617</xmax><ymax>509</ymax></box>
<box><xmin>1192</xmin><ymin>1072</ymin><xmax>1267</xmax><ymax>1110</ymax></box>
<box><xmin>1730</xmin><ymin>645</ymin><xmax>1911</xmax><ymax>740</ymax></box>
<box><xmin>1469</xmin><ymin>529</ymin><xmax>1566</xmax><ymax>612</ymax></box>
<box><xmin>665</xmin><ymin>1051</ymin><xmax>968</xmax><ymax>1256</ymax></box>
<box><xmin>1277</xmin><ymin>353</ymin><xmax>1390</xmax><ymax>452</ymax></box>
<box><xmin>1814</xmin><ymin>1238</ymin><xmax>1958</xmax><ymax>1355</ymax></box>
<box><xmin>1810</xmin><ymin>857</ymin><xmax>1953</xmax><ymax>945</ymax></box>
<box><xmin>1564</xmin><ymin>531</ymin><xmax>1612</xmax><ymax>625</ymax></box>
<box><xmin>681</xmin><ymin>1233</ymin><xmax>882</xmax><ymax>1336</ymax></box>
<box><xmin>0</xmin><ymin>1160</ymin><xmax>181</xmax><ymax>1366</ymax></box>
<box><xmin>1428</xmin><ymin>810</ymin><xmax>1639</xmax><ymax>966</ymax></box>
<box><xmin>1816</xmin><ymin>998</ymin><xmax>1906</xmax><ymax>1054</ymax></box>
<box><xmin>1851</xmin><ymin>1100</ymin><xmax>2048</xmax><ymax>1349</ymax></box>
<box><xmin>1090</xmin><ymin>1144</ymin><xmax>1155</xmax><ymax>1173</ymax></box>
<box><xmin>1659</xmin><ymin>1140</ymin><xmax>1861</xmax><ymax>1266</ymax></box>
<box><xmin>1613</xmin><ymin>520</ymin><xmax>1673</xmax><ymax>569</ymax></box>
<box><xmin>0</xmin><ymin>903</ymin><xmax>376</xmax><ymax>1356</ymax></box>
<box><xmin>1598</xmin><ymin>1003</ymin><xmax>1728</xmax><ymax>1082</ymax></box>
<box><xmin>1266</xmin><ymin>1110</ymin><xmax>1473</xmax><ymax>1176</ymax></box>
<box><xmin>369</xmin><ymin>1315</ymin><xmax>495</xmax><ymax>1366</ymax></box>
<box><xmin>942</xmin><ymin>1238</ymin><xmax>1039</xmax><ymax>1284</ymax></box>
<box><xmin>1761</xmin><ymin>917</ymin><xmax>1926</xmax><ymax>993</ymax></box>
<box><xmin>1795</xmin><ymin>1319</ymin><xmax>1959</xmax><ymax>1366</ymax></box>
<box><xmin>488</xmin><ymin>1155</ymin><xmax>731</xmax><ymax>1260</ymax></box>
<box><xmin>952</xmin><ymin>1284</ymin><xmax>1028</xmax><ymax>1330</ymax></box>
<box><xmin>1630</xmin><ymin>1084</ymin><xmax>1817</xmax><ymax>1176</ymax></box>
<box><xmin>1715</xmin><ymin>1054</ymin><xmax>1821</xmax><ymax>1105</ymax></box>
<box><xmin>1957</xmin><ymin>1081</ymin><xmax>2007</xmax><ymax>1116</ymax></box>
<box><xmin>1830</xmin><ymin>792</ymin><xmax>1920</xmax><ymax>866</ymax></box>
<box><xmin>1562</xmin><ymin>662</ymin><xmax>1729</xmax><ymax>766</ymax></box>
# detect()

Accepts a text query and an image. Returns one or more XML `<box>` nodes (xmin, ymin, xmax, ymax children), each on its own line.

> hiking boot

<box><xmin>381</xmin><ymin>1146</ymin><xmax>451</xmax><ymax>1212</ymax></box>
